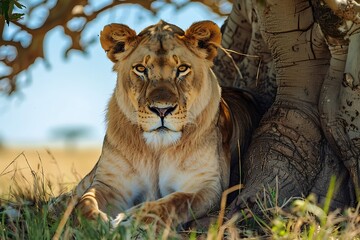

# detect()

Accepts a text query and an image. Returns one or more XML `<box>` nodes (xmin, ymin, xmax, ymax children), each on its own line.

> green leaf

<box><xmin>0</xmin><ymin>0</ymin><xmax>9</xmax><ymax>24</ymax></box>
<box><xmin>7</xmin><ymin>0</ymin><xmax>14</xmax><ymax>16</ymax></box>
<box><xmin>14</xmin><ymin>0</ymin><xmax>25</xmax><ymax>9</ymax></box>
<box><xmin>1</xmin><ymin>0</ymin><xmax>10</xmax><ymax>16</ymax></box>
<box><xmin>9</xmin><ymin>12</ymin><xmax>24</xmax><ymax>20</ymax></box>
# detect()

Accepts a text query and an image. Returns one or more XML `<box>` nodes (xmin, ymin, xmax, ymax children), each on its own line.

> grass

<box><xmin>1</xmin><ymin>150</ymin><xmax>360</xmax><ymax>239</ymax></box>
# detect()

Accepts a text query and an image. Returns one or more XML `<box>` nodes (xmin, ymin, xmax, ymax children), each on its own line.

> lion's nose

<box><xmin>148</xmin><ymin>105</ymin><xmax>177</xmax><ymax>118</ymax></box>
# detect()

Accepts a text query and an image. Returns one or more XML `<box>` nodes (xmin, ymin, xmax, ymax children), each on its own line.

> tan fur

<box><xmin>70</xmin><ymin>20</ymin><xmax>258</xmax><ymax>229</ymax></box>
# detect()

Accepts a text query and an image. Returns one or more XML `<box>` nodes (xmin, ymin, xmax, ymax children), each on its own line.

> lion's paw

<box><xmin>111</xmin><ymin>212</ymin><xmax>133</xmax><ymax>229</ymax></box>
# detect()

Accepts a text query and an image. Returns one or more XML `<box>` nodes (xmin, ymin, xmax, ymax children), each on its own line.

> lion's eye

<box><xmin>133</xmin><ymin>64</ymin><xmax>147</xmax><ymax>75</ymax></box>
<box><xmin>176</xmin><ymin>64</ymin><xmax>191</xmax><ymax>78</ymax></box>
<box><xmin>177</xmin><ymin>65</ymin><xmax>190</xmax><ymax>73</ymax></box>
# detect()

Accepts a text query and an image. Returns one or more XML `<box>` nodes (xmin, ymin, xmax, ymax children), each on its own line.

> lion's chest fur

<box><xmin>92</xmin><ymin>126</ymin><xmax>224</xmax><ymax>216</ymax></box>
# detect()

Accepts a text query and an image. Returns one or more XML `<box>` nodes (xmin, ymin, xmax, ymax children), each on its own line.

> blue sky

<box><xmin>0</xmin><ymin>2</ymin><xmax>228</xmax><ymax>147</ymax></box>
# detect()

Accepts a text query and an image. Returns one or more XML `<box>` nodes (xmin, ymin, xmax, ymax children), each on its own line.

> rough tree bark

<box><xmin>315</xmin><ymin>0</ymin><xmax>360</xmax><ymax>199</ymax></box>
<box><xmin>214</xmin><ymin>1</ymin><xmax>276</xmax><ymax>112</ymax></box>
<box><xmin>213</xmin><ymin>0</ymin><xmax>360</xmax><ymax>217</ymax></box>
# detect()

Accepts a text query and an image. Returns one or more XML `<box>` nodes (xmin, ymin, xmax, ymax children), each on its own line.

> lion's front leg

<box><xmin>76</xmin><ymin>181</ymin><xmax>131</xmax><ymax>224</ymax></box>
<box><xmin>113</xmin><ymin>189</ymin><xmax>220</xmax><ymax>229</ymax></box>
<box><xmin>129</xmin><ymin>192</ymin><xmax>195</xmax><ymax>226</ymax></box>
<box><xmin>76</xmin><ymin>188</ymin><xmax>109</xmax><ymax>222</ymax></box>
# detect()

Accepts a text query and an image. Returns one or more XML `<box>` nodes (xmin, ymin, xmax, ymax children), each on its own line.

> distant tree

<box><xmin>0</xmin><ymin>134</ymin><xmax>4</xmax><ymax>150</ymax></box>
<box><xmin>50</xmin><ymin>126</ymin><xmax>92</xmax><ymax>150</ymax></box>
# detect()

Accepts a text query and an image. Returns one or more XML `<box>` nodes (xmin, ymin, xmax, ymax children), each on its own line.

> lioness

<box><xmin>69</xmin><ymin>20</ymin><xmax>260</xmax><ymax>229</ymax></box>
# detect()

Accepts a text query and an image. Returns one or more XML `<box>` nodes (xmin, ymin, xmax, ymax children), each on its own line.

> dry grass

<box><xmin>0</xmin><ymin>147</ymin><xmax>100</xmax><ymax>196</ymax></box>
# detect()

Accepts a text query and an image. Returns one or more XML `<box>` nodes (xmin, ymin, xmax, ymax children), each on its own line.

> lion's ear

<box><xmin>100</xmin><ymin>23</ymin><xmax>137</xmax><ymax>62</ymax></box>
<box><xmin>184</xmin><ymin>21</ymin><xmax>221</xmax><ymax>61</ymax></box>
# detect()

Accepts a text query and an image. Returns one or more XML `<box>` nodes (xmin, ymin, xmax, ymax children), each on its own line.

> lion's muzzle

<box><xmin>141</xmin><ymin>97</ymin><xmax>183</xmax><ymax>147</ymax></box>
<box><xmin>148</xmin><ymin>105</ymin><xmax>177</xmax><ymax>127</ymax></box>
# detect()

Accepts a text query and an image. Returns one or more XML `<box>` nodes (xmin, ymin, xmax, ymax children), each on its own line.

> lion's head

<box><xmin>100</xmin><ymin>20</ymin><xmax>221</xmax><ymax>148</ymax></box>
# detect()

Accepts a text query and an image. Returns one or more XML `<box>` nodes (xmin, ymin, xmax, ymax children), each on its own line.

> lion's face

<box><xmin>100</xmin><ymin>21</ymin><xmax>221</xmax><ymax>148</ymax></box>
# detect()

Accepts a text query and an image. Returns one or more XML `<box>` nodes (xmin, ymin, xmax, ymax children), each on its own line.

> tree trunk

<box><xmin>213</xmin><ymin>0</ymin><xmax>358</xmax><ymax>217</ymax></box>
<box><xmin>213</xmin><ymin>1</ymin><xmax>277</xmax><ymax>112</ymax></box>
<box><xmin>315</xmin><ymin>1</ymin><xmax>360</xmax><ymax>199</ymax></box>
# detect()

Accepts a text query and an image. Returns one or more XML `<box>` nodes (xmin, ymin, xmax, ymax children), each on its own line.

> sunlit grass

<box><xmin>1</xmin><ymin>150</ymin><xmax>360</xmax><ymax>239</ymax></box>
